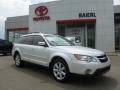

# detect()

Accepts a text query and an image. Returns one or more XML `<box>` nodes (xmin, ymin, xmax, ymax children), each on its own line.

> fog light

<box><xmin>85</xmin><ymin>69</ymin><xmax>92</xmax><ymax>75</ymax></box>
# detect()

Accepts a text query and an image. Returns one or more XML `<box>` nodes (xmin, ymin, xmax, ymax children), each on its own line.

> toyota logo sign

<box><xmin>35</xmin><ymin>6</ymin><xmax>48</xmax><ymax>16</ymax></box>
<box><xmin>33</xmin><ymin>6</ymin><xmax>50</xmax><ymax>21</ymax></box>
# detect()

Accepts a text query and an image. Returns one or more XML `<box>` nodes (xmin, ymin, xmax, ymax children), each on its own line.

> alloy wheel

<box><xmin>53</xmin><ymin>62</ymin><xmax>66</xmax><ymax>80</ymax></box>
<box><xmin>15</xmin><ymin>54</ymin><xmax>21</xmax><ymax>66</ymax></box>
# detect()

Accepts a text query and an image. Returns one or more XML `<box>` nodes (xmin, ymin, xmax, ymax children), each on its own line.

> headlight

<box><xmin>74</xmin><ymin>54</ymin><xmax>97</xmax><ymax>63</ymax></box>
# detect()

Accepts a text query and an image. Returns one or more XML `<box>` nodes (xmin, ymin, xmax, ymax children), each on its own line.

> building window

<box><xmin>115</xmin><ymin>27</ymin><xmax>120</xmax><ymax>51</ymax></box>
<box><xmin>8</xmin><ymin>30</ymin><xmax>28</xmax><ymax>42</ymax></box>
<box><xmin>87</xmin><ymin>24</ymin><xmax>96</xmax><ymax>48</ymax></box>
<box><xmin>115</xmin><ymin>13</ymin><xmax>120</xmax><ymax>51</ymax></box>
<box><xmin>57</xmin><ymin>22</ymin><xmax>95</xmax><ymax>48</ymax></box>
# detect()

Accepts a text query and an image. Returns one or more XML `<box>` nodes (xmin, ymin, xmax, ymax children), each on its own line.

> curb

<box><xmin>106</xmin><ymin>53</ymin><xmax>120</xmax><ymax>56</ymax></box>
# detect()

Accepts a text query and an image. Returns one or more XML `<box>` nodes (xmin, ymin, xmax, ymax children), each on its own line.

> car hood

<box><xmin>53</xmin><ymin>46</ymin><xmax>105</xmax><ymax>56</ymax></box>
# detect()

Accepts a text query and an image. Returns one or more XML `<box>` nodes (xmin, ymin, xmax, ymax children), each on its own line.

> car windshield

<box><xmin>65</xmin><ymin>37</ymin><xmax>75</xmax><ymax>42</ymax></box>
<box><xmin>45</xmin><ymin>35</ymin><xmax>74</xmax><ymax>46</ymax></box>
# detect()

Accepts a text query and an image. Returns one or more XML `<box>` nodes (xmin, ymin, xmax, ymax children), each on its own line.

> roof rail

<box><xmin>31</xmin><ymin>32</ymin><xmax>40</xmax><ymax>33</ymax></box>
<box><xmin>28</xmin><ymin>32</ymin><xmax>41</xmax><ymax>34</ymax></box>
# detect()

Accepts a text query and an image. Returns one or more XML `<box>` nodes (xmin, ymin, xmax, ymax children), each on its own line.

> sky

<box><xmin>0</xmin><ymin>0</ymin><xmax>119</xmax><ymax>39</ymax></box>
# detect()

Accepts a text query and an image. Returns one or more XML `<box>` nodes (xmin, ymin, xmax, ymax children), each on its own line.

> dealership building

<box><xmin>5</xmin><ymin>0</ymin><xmax>115</xmax><ymax>52</ymax></box>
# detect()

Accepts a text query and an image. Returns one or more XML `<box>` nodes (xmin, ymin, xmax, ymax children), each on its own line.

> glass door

<box><xmin>65</xmin><ymin>24</ymin><xmax>86</xmax><ymax>46</ymax></box>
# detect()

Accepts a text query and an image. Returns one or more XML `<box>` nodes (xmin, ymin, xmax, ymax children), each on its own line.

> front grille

<box><xmin>97</xmin><ymin>54</ymin><xmax>108</xmax><ymax>63</ymax></box>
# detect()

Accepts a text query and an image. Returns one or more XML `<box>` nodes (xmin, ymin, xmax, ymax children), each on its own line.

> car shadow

<box><xmin>11</xmin><ymin>62</ymin><xmax>118</xmax><ymax>90</ymax></box>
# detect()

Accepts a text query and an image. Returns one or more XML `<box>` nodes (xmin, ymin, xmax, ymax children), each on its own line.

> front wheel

<box><xmin>51</xmin><ymin>59</ymin><xmax>70</xmax><ymax>82</ymax></box>
<box><xmin>14</xmin><ymin>53</ymin><xmax>24</xmax><ymax>67</ymax></box>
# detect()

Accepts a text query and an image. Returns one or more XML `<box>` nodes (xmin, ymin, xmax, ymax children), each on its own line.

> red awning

<box><xmin>56</xmin><ymin>19</ymin><xmax>96</xmax><ymax>24</ymax></box>
<box><xmin>7</xmin><ymin>28</ymin><xmax>28</xmax><ymax>32</ymax></box>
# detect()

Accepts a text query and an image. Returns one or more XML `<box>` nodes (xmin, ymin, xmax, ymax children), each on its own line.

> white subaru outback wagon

<box><xmin>12</xmin><ymin>33</ymin><xmax>111</xmax><ymax>82</ymax></box>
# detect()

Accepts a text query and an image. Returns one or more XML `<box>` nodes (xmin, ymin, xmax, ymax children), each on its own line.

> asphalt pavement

<box><xmin>0</xmin><ymin>55</ymin><xmax>120</xmax><ymax>90</ymax></box>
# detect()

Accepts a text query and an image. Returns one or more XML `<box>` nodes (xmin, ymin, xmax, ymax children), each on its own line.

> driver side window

<box><xmin>33</xmin><ymin>35</ymin><xmax>46</xmax><ymax>46</ymax></box>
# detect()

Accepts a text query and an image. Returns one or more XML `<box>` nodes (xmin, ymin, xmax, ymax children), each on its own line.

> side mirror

<box><xmin>38</xmin><ymin>42</ymin><xmax>46</xmax><ymax>46</ymax></box>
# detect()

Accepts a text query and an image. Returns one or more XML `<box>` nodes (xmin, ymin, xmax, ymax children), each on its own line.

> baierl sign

<box><xmin>79</xmin><ymin>12</ymin><xmax>96</xmax><ymax>18</ymax></box>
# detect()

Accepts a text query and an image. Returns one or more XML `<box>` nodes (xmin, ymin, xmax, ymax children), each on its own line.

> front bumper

<box><xmin>69</xmin><ymin>58</ymin><xmax>111</xmax><ymax>75</ymax></box>
<box><xmin>92</xmin><ymin>65</ymin><xmax>111</xmax><ymax>75</ymax></box>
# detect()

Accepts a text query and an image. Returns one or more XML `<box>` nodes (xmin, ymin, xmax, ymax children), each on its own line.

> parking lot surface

<box><xmin>0</xmin><ymin>55</ymin><xmax>120</xmax><ymax>90</ymax></box>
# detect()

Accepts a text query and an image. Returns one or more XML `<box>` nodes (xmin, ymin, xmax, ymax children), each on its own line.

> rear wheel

<box><xmin>51</xmin><ymin>59</ymin><xmax>70</xmax><ymax>82</ymax></box>
<box><xmin>14</xmin><ymin>53</ymin><xmax>24</xmax><ymax>67</ymax></box>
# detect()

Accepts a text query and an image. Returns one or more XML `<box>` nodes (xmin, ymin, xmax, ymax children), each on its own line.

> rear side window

<box><xmin>33</xmin><ymin>35</ymin><xmax>45</xmax><ymax>46</ymax></box>
<box><xmin>17</xmin><ymin>35</ymin><xmax>33</xmax><ymax>45</ymax></box>
<box><xmin>16</xmin><ymin>37</ymin><xmax>25</xmax><ymax>44</ymax></box>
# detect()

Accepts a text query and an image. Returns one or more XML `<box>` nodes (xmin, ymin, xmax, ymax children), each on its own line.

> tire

<box><xmin>51</xmin><ymin>58</ymin><xmax>70</xmax><ymax>82</ymax></box>
<box><xmin>14</xmin><ymin>53</ymin><xmax>24</xmax><ymax>67</ymax></box>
